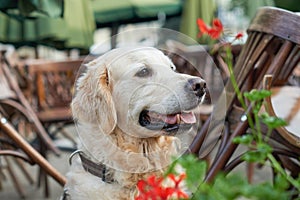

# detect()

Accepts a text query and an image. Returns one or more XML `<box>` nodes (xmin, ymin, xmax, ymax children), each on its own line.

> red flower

<box><xmin>197</xmin><ymin>18</ymin><xmax>224</xmax><ymax>39</ymax></box>
<box><xmin>167</xmin><ymin>174</ymin><xmax>189</xmax><ymax>199</ymax></box>
<box><xmin>234</xmin><ymin>32</ymin><xmax>244</xmax><ymax>40</ymax></box>
<box><xmin>197</xmin><ymin>18</ymin><xmax>210</xmax><ymax>35</ymax></box>
<box><xmin>135</xmin><ymin>174</ymin><xmax>189</xmax><ymax>200</ymax></box>
<box><xmin>136</xmin><ymin>175</ymin><xmax>170</xmax><ymax>200</ymax></box>
<box><xmin>168</xmin><ymin>174</ymin><xmax>186</xmax><ymax>187</ymax></box>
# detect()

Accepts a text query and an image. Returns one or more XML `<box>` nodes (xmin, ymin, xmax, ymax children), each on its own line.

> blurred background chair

<box><xmin>24</xmin><ymin>59</ymin><xmax>85</xmax><ymax>151</ymax></box>
<box><xmin>0</xmin><ymin>50</ymin><xmax>64</xmax><ymax>197</ymax></box>
<box><xmin>188</xmin><ymin>7</ymin><xmax>300</xmax><ymax>185</ymax></box>
<box><xmin>0</xmin><ymin>50</ymin><xmax>60</xmax><ymax>155</ymax></box>
<box><xmin>0</xmin><ymin>111</ymin><xmax>66</xmax><ymax>198</ymax></box>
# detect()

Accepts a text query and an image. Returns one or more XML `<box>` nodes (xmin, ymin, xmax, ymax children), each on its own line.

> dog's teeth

<box><xmin>176</xmin><ymin>114</ymin><xmax>181</xmax><ymax>124</ymax></box>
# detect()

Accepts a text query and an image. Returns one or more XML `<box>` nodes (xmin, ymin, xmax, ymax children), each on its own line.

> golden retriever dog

<box><xmin>64</xmin><ymin>47</ymin><xmax>206</xmax><ymax>200</ymax></box>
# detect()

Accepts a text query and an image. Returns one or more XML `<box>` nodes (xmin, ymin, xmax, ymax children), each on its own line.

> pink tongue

<box><xmin>163</xmin><ymin>112</ymin><xmax>196</xmax><ymax>124</ymax></box>
<box><xmin>164</xmin><ymin>115</ymin><xmax>177</xmax><ymax>124</ymax></box>
<box><xmin>180</xmin><ymin>112</ymin><xmax>196</xmax><ymax>124</ymax></box>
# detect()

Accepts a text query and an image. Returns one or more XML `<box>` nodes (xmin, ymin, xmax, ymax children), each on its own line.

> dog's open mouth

<box><xmin>139</xmin><ymin>110</ymin><xmax>196</xmax><ymax>133</ymax></box>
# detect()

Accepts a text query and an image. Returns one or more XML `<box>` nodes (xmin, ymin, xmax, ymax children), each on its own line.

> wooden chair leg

<box><xmin>205</xmin><ymin>120</ymin><xmax>250</xmax><ymax>182</ymax></box>
<box><xmin>37</xmin><ymin>166</ymin><xmax>50</xmax><ymax>198</ymax></box>
<box><xmin>39</xmin><ymin>140</ymin><xmax>50</xmax><ymax>198</ymax></box>
<box><xmin>58</xmin><ymin>128</ymin><xmax>77</xmax><ymax>147</ymax></box>
<box><xmin>4</xmin><ymin>157</ymin><xmax>26</xmax><ymax>198</ymax></box>
<box><xmin>246</xmin><ymin>162</ymin><xmax>255</xmax><ymax>183</ymax></box>
<box><xmin>14</xmin><ymin>158</ymin><xmax>34</xmax><ymax>185</ymax></box>
<box><xmin>0</xmin><ymin>161</ymin><xmax>7</xmax><ymax>181</ymax></box>
<box><xmin>48</xmin><ymin>122</ymin><xmax>77</xmax><ymax>148</ymax></box>
<box><xmin>0</xmin><ymin>162</ymin><xmax>6</xmax><ymax>190</ymax></box>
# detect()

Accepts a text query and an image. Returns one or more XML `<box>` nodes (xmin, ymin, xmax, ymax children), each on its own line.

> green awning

<box><xmin>92</xmin><ymin>0</ymin><xmax>182</xmax><ymax>26</ymax></box>
<box><xmin>132</xmin><ymin>0</ymin><xmax>182</xmax><ymax>18</ymax></box>
<box><xmin>91</xmin><ymin>0</ymin><xmax>134</xmax><ymax>25</ymax></box>
<box><xmin>0</xmin><ymin>0</ymin><xmax>95</xmax><ymax>50</ymax></box>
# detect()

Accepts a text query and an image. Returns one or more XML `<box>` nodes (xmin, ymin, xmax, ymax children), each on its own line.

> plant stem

<box><xmin>225</xmin><ymin>47</ymin><xmax>255</xmax><ymax>133</ymax></box>
<box><xmin>264</xmin><ymin>127</ymin><xmax>273</xmax><ymax>143</ymax></box>
<box><xmin>268</xmin><ymin>154</ymin><xmax>300</xmax><ymax>190</ymax></box>
<box><xmin>253</xmin><ymin>103</ymin><xmax>263</xmax><ymax>143</ymax></box>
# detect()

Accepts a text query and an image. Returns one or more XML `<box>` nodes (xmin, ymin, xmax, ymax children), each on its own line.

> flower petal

<box><xmin>197</xmin><ymin>18</ymin><xmax>210</xmax><ymax>33</ymax></box>
<box><xmin>212</xmin><ymin>18</ymin><xmax>223</xmax><ymax>31</ymax></box>
<box><xmin>235</xmin><ymin>32</ymin><xmax>244</xmax><ymax>40</ymax></box>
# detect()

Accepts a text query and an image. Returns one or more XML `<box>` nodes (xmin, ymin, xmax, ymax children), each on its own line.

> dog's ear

<box><xmin>71</xmin><ymin>62</ymin><xmax>117</xmax><ymax>134</ymax></box>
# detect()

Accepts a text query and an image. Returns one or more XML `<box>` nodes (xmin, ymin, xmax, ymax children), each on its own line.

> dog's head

<box><xmin>72</xmin><ymin>47</ymin><xmax>206</xmax><ymax>138</ymax></box>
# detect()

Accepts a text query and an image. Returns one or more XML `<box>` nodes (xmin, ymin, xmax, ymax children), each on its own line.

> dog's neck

<box><xmin>111</xmin><ymin>126</ymin><xmax>177</xmax><ymax>153</ymax></box>
<box><xmin>78</xmin><ymin>123</ymin><xmax>179</xmax><ymax>174</ymax></box>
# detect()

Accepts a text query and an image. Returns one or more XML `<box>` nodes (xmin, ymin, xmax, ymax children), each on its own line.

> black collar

<box><xmin>69</xmin><ymin>150</ymin><xmax>115</xmax><ymax>184</ymax></box>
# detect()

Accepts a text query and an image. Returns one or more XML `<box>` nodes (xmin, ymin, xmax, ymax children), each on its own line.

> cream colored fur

<box><xmin>64</xmin><ymin>47</ymin><xmax>203</xmax><ymax>199</ymax></box>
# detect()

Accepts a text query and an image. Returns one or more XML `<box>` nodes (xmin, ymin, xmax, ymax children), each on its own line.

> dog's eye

<box><xmin>135</xmin><ymin>67</ymin><xmax>152</xmax><ymax>77</ymax></box>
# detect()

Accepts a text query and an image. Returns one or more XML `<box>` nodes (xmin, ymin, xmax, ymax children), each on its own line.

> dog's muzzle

<box><xmin>139</xmin><ymin>77</ymin><xmax>206</xmax><ymax>134</ymax></box>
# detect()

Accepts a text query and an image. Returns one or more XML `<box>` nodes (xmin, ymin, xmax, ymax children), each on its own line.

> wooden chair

<box><xmin>0</xmin><ymin>111</ymin><xmax>66</xmax><ymax>198</ymax></box>
<box><xmin>0</xmin><ymin>51</ymin><xmax>65</xmax><ymax>197</ymax></box>
<box><xmin>0</xmin><ymin>51</ymin><xmax>60</xmax><ymax>155</ymax></box>
<box><xmin>24</xmin><ymin>59</ymin><xmax>85</xmax><ymax>150</ymax></box>
<box><xmin>188</xmin><ymin>6</ymin><xmax>300</xmax><ymax>184</ymax></box>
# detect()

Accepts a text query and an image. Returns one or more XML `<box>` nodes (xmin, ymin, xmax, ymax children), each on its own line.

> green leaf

<box><xmin>232</xmin><ymin>134</ymin><xmax>254</xmax><ymax>145</ymax></box>
<box><xmin>182</xmin><ymin>157</ymin><xmax>207</xmax><ymax>190</ymax></box>
<box><xmin>274</xmin><ymin>173</ymin><xmax>290</xmax><ymax>191</ymax></box>
<box><xmin>213</xmin><ymin>173</ymin><xmax>247</xmax><ymax>199</ymax></box>
<box><xmin>257</xmin><ymin>143</ymin><xmax>273</xmax><ymax>155</ymax></box>
<box><xmin>260</xmin><ymin>113</ymin><xmax>288</xmax><ymax>129</ymax></box>
<box><xmin>244</xmin><ymin>89</ymin><xmax>272</xmax><ymax>102</ymax></box>
<box><xmin>241</xmin><ymin>182</ymin><xmax>290</xmax><ymax>200</ymax></box>
<box><xmin>242</xmin><ymin>143</ymin><xmax>272</xmax><ymax>163</ymax></box>
<box><xmin>171</xmin><ymin>155</ymin><xmax>207</xmax><ymax>191</ymax></box>
<box><xmin>242</xmin><ymin>151</ymin><xmax>263</xmax><ymax>163</ymax></box>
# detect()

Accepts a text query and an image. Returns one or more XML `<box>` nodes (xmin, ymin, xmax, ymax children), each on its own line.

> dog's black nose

<box><xmin>186</xmin><ymin>78</ymin><xmax>206</xmax><ymax>98</ymax></box>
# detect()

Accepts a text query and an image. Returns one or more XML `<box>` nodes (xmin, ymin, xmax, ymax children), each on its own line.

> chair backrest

<box><xmin>226</xmin><ymin>6</ymin><xmax>300</xmax><ymax>112</ymax></box>
<box><xmin>248</xmin><ymin>7</ymin><xmax>300</xmax><ymax>86</ymax></box>
<box><xmin>26</xmin><ymin>59</ymin><xmax>83</xmax><ymax>118</ymax></box>
<box><xmin>190</xmin><ymin>7</ymin><xmax>300</xmax><ymax>158</ymax></box>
